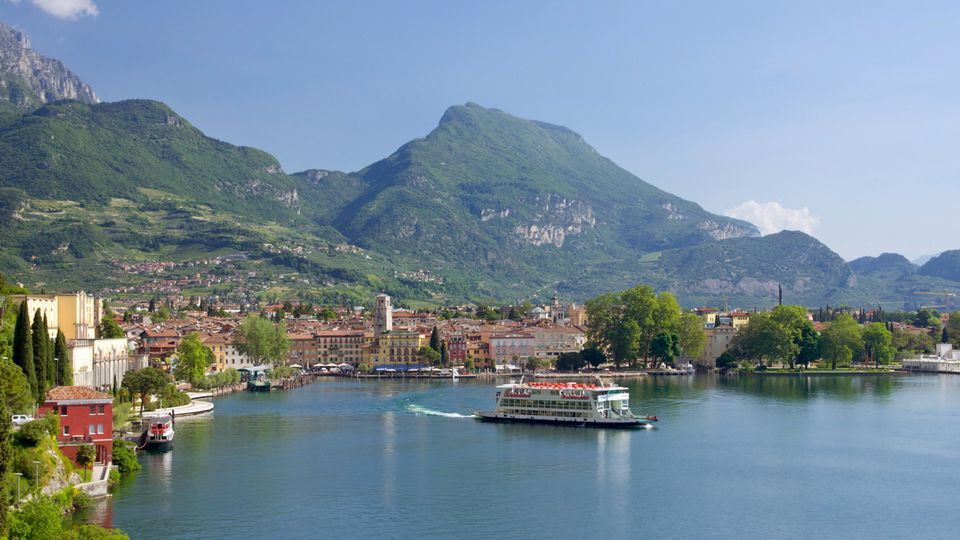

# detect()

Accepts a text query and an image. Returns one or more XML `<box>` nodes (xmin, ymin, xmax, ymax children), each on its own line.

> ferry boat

<box><xmin>144</xmin><ymin>414</ymin><xmax>175</xmax><ymax>449</ymax></box>
<box><xmin>474</xmin><ymin>380</ymin><xmax>656</xmax><ymax>428</ymax></box>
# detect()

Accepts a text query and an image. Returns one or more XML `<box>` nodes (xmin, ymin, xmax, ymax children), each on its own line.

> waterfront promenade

<box><xmin>143</xmin><ymin>399</ymin><xmax>214</xmax><ymax>418</ymax></box>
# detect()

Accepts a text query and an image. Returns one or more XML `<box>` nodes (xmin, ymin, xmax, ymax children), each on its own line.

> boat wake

<box><xmin>406</xmin><ymin>404</ymin><xmax>475</xmax><ymax>419</ymax></box>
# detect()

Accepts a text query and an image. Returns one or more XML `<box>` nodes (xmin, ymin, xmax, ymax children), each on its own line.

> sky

<box><xmin>2</xmin><ymin>0</ymin><xmax>958</xmax><ymax>262</ymax></box>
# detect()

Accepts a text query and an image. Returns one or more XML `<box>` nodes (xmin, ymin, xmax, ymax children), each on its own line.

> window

<box><xmin>60</xmin><ymin>406</ymin><xmax>68</xmax><ymax>416</ymax></box>
<box><xmin>97</xmin><ymin>424</ymin><xmax>104</xmax><ymax>435</ymax></box>
<box><xmin>90</xmin><ymin>405</ymin><xmax>96</xmax><ymax>415</ymax></box>
<box><xmin>99</xmin><ymin>405</ymin><xmax>106</xmax><ymax>415</ymax></box>
<box><xmin>63</xmin><ymin>425</ymin><xmax>70</xmax><ymax>436</ymax></box>
<box><xmin>88</xmin><ymin>425</ymin><xmax>95</xmax><ymax>435</ymax></box>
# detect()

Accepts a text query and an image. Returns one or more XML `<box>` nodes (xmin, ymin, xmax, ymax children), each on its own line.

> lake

<box><xmin>91</xmin><ymin>374</ymin><xmax>960</xmax><ymax>539</ymax></box>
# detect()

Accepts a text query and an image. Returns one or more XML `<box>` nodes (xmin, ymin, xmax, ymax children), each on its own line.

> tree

<box><xmin>820</xmin><ymin>314</ymin><xmax>864</xmax><ymax>370</ymax></box>
<box><xmin>863</xmin><ymin>322</ymin><xmax>895</xmax><ymax>367</ymax></box>
<box><xmin>418</xmin><ymin>346</ymin><xmax>440</xmax><ymax>366</ymax></box>
<box><xmin>581</xmin><ymin>345</ymin><xmax>606</xmax><ymax>368</ymax></box>
<box><xmin>30</xmin><ymin>309</ymin><xmax>48</xmax><ymax>403</ymax></box>
<box><xmin>42</xmin><ymin>314</ymin><xmax>54</xmax><ymax>387</ymax></box>
<box><xmin>148</xmin><ymin>298</ymin><xmax>156</xmax><ymax>313</ymax></box>
<box><xmin>0</xmin><ymin>358</ymin><xmax>34</xmax><ymax>414</ymax></box>
<box><xmin>99</xmin><ymin>317</ymin><xmax>124</xmax><ymax>340</ymax></box>
<box><xmin>173</xmin><ymin>333</ymin><xmax>214</xmax><ymax>385</ymax></box>
<box><xmin>54</xmin><ymin>330</ymin><xmax>72</xmax><ymax>386</ymax></box>
<box><xmin>122</xmin><ymin>367</ymin><xmax>170</xmax><ymax>415</ymax></box>
<box><xmin>650</xmin><ymin>332</ymin><xmax>681</xmax><ymax>367</ymax></box>
<box><xmin>892</xmin><ymin>329</ymin><xmax>934</xmax><ymax>359</ymax></box>
<box><xmin>13</xmin><ymin>301</ymin><xmax>37</xmax><ymax>401</ymax></box>
<box><xmin>715</xmin><ymin>350</ymin><xmax>737</xmax><ymax>369</ymax></box>
<box><xmin>318</xmin><ymin>307</ymin><xmax>337</xmax><ymax>321</ymax></box>
<box><xmin>677</xmin><ymin>313</ymin><xmax>706</xmax><ymax>359</ymax></box>
<box><xmin>0</xmin><ymin>402</ymin><xmax>11</xmax><ymax>537</ymax></box>
<box><xmin>731</xmin><ymin>312</ymin><xmax>798</xmax><ymax>368</ymax></box>
<box><xmin>796</xmin><ymin>323</ymin><xmax>821</xmax><ymax>366</ymax></box>
<box><xmin>555</xmin><ymin>352</ymin><xmax>586</xmax><ymax>371</ymax></box>
<box><xmin>233</xmin><ymin>315</ymin><xmax>290</xmax><ymax>366</ymax></box>
<box><xmin>76</xmin><ymin>443</ymin><xmax>96</xmax><ymax>481</ymax></box>
<box><xmin>429</xmin><ymin>327</ymin><xmax>440</xmax><ymax>352</ymax></box>
<box><xmin>439</xmin><ymin>341</ymin><xmax>449</xmax><ymax>366</ymax></box>
<box><xmin>942</xmin><ymin>326</ymin><xmax>950</xmax><ymax>344</ymax></box>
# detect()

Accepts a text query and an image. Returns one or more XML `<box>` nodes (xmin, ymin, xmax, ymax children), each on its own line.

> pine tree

<box><xmin>54</xmin><ymin>329</ymin><xmax>72</xmax><ymax>386</ymax></box>
<box><xmin>31</xmin><ymin>309</ymin><xmax>48</xmax><ymax>403</ymax></box>
<box><xmin>429</xmin><ymin>327</ymin><xmax>440</xmax><ymax>352</ymax></box>
<box><xmin>13</xmin><ymin>301</ymin><xmax>37</xmax><ymax>400</ymax></box>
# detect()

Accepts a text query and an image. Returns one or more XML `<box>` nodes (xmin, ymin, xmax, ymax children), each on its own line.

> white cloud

<box><xmin>31</xmin><ymin>0</ymin><xmax>98</xmax><ymax>19</ymax></box>
<box><xmin>724</xmin><ymin>200</ymin><xmax>820</xmax><ymax>236</ymax></box>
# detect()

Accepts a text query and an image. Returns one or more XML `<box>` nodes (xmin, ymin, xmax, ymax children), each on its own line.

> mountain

<box><xmin>918</xmin><ymin>250</ymin><xmax>960</xmax><ymax>282</ymax></box>
<box><xmin>654</xmin><ymin>230</ymin><xmax>856</xmax><ymax>306</ymax></box>
<box><xmin>0</xmin><ymin>23</ymin><xmax>98</xmax><ymax>114</ymax></box>
<box><xmin>0</xmin><ymin>99</ymin><xmax>303</xmax><ymax>219</ymax></box>
<box><xmin>0</xmin><ymin>25</ymin><xmax>956</xmax><ymax>307</ymax></box>
<box><xmin>849</xmin><ymin>253</ymin><xmax>917</xmax><ymax>280</ymax></box>
<box><xmin>300</xmin><ymin>103</ymin><xmax>759</xmax><ymax>298</ymax></box>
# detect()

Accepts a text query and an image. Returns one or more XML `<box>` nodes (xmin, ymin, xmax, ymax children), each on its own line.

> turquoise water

<box><xmin>94</xmin><ymin>375</ymin><xmax>960</xmax><ymax>539</ymax></box>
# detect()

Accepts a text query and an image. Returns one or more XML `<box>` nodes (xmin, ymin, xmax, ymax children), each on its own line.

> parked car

<box><xmin>11</xmin><ymin>414</ymin><xmax>33</xmax><ymax>426</ymax></box>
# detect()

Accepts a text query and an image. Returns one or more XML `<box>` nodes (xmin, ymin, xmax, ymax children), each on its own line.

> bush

<box><xmin>14</xmin><ymin>413</ymin><xmax>58</xmax><ymax>446</ymax></box>
<box><xmin>112</xmin><ymin>440</ymin><xmax>140</xmax><ymax>475</ymax></box>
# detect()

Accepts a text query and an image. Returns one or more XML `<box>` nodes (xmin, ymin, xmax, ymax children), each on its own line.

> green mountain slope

<box><xmin>298</xmin><ymin>103</ymin><xmax>759</xmax><ymax>298</ymax></box>
<box><xmin>918</xmin><ymin>250</ymin><xmax>960</xmax><ymax>282</ymax></box>
<box><xmin>0</xmin><ymin>100</ymin><xmax>304</xmax><ymax>220</ymax></box>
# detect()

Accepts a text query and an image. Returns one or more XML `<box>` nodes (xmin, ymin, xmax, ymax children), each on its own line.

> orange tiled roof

<box><xmin>46</xmin><ymin>386</ymin><xmax>112</xmax><ymax>402</ymax></box>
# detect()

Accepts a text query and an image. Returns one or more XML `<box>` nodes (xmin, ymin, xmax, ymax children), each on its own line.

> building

<box><xmin>489</xmin><ymin>332</ymin><xmax>535</xmax><ymax>364</ymax></box>
<box><xmin>374</xmin><ymin>294</ymin><xmax>393</xmax><ymax>333</ymax></box>
<box><xmin>200</xmin><ymin>334</ymin><xmax>230</xmax><ymax>372</ymax></box>
<box><xmin>530</xmin><ymin>327</ymin><xmax>586</xmax><ymax>360</ymax></box>
<box><xmin>316</xmin><ymin>329</ymin><xmax>365</xmax><ymax>366</ymax></box>
<box><xmin>362</xmin><ymin>330</ymin><xmax>426</xmax><ymax>370</ymax></box>
<box><xmin>287</xmin><ymin>333</ymin><xmax>318</xmax><ymax>366</ymax></box>
<box><xmin>141</xmin><ymin>328</ymin><xmax>180</xmax><ymax>365</ymax></box>
<box><xmin>14</xmin><ymin>292</ymin><xmax>101</xmax><ymax>341</ymax></box>
<box><xmin>697</xmin><ymin>326</ymin><xmax>738</xmax><ymax>368</ymax></box>
<box><xmin>903</xmin><ymin>343</ymin><xmax>960</xmax><ymax>373</ymax></box>
<box><xmin>37</xmin><ymin>386</ymin><xmax>113</xmax><ymax>467</ymax></box>
<box><xmin>71</xmin><ymin>338</ymin><xmax>140</xmax><ymax>389</ymax></box>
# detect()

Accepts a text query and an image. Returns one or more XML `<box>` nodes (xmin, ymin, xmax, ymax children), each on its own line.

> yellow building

<box><xmin>16</xmin><ymin>292</ymin><xmax>101</xmax><ymax>340</ymax></box>
<box><xmin>362</xmin><ymin>330</ymin><xmax>426</xmax><ymax>369</ymax></box>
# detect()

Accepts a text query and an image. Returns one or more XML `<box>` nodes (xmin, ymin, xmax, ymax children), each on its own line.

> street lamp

<box><xmin>14</xmin><ymin>472</ymin><xmax>22</xmax><ymax>501</ymax></box>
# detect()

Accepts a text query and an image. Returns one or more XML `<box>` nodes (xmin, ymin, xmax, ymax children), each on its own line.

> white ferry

<box><xmin>144</xmin><ymin>414</ymin><xmax>175</xmax><ymax>449</ymax></box>
<box><xmin>475</xmin><ymin>380</ymin><xmax>657</xmax><ymax>428</ymax></box>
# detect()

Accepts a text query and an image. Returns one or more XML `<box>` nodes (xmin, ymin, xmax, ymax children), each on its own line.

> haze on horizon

<box><xmin>2</xmin><ymin>0</ymin><xmax>957</xmax><ymax>262</ymax></box>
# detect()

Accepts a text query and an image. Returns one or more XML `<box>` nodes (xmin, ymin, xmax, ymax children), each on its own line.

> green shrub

<box><xmin>111</xmin><ymin>440</ymin><xmax>140</xmax><ymax>475</ymax></box>
<box><xmin>14</xmin><ymin>421</ymin><xmax>50</xmax><ymax>447</ymax></box>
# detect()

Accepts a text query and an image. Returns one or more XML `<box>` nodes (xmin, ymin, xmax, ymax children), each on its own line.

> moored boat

<box><xmin>474</xmin><ymin>380</ymin><xmax>656</xmax><ymax>428</ymax></box>
<box><xmin>144</xmin><ymin>414</ymin><xmax>175</xmax><ymax>449</ymax></box>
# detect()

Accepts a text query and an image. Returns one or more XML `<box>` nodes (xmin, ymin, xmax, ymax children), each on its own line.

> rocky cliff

<box><xmin>0</xmin><ymin>22</ymin><xmax>98</xmax><ymax>111</ymax></box>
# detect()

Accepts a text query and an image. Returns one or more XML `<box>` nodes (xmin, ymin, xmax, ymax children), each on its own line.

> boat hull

<box><xmin>474</xmin><ymin>411</ymin><xmax>651</xmax><ymax>429</ymax></box>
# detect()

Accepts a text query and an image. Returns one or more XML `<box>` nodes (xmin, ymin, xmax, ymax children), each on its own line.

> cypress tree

<box><xmin>0</xmin><ymin>402</ymin><xmax>11</xmax><ymax>536</ymax></box>
<box><xmin>429</xmin><ymin>327</ymin><xmax>440</xmax><ymax>352</ymax></box>
<box><xmin>942</xmin><ymin>326</ymin><xmax>950</xmax><ymax>344</ymax></box>
<box><xmin>55</xmin><ymin>329</ymin><xmax>72</xmax><ymax>386</ymax></box>
<box><xmin>31</xmin><ymin>309</ymin><xmax>48</xmax><ymax>403</ymax></box>
<box><xmin>12</xmin><ymin>301</ymin><xmax>37</xmax><ymax>399</ymax></box>
<box><xmin>149</xmin><ymin>297</ymin><xmax>156</xmax><ymax>313</ymax></box>
<box><xmin>43</xmin><ymin>313</ymin><xmax>55</xmax><ymax>386</ymax></box>
<box><xmin>440</xmin><ymin>341</ymin><xmax>449</xmax><ymax>367</ymax></box>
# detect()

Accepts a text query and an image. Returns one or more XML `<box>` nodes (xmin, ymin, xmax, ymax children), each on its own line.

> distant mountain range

<box><xmin>0</xmin><ymin>22</ymin><xmax>957</xmax><ymax>309</ymax></box>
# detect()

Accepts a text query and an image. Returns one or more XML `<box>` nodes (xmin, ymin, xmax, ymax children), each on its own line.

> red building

<box><xmin>37</xmin><ymin>386</ymin><xmax>113</xmax><ymax>466</ymax></box>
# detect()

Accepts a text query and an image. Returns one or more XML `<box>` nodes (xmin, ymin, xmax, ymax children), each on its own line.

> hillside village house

<box><xmin>37</xmin><ymin>386</ymin><xmax>113</xmax><ymax>467</ymax></box>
